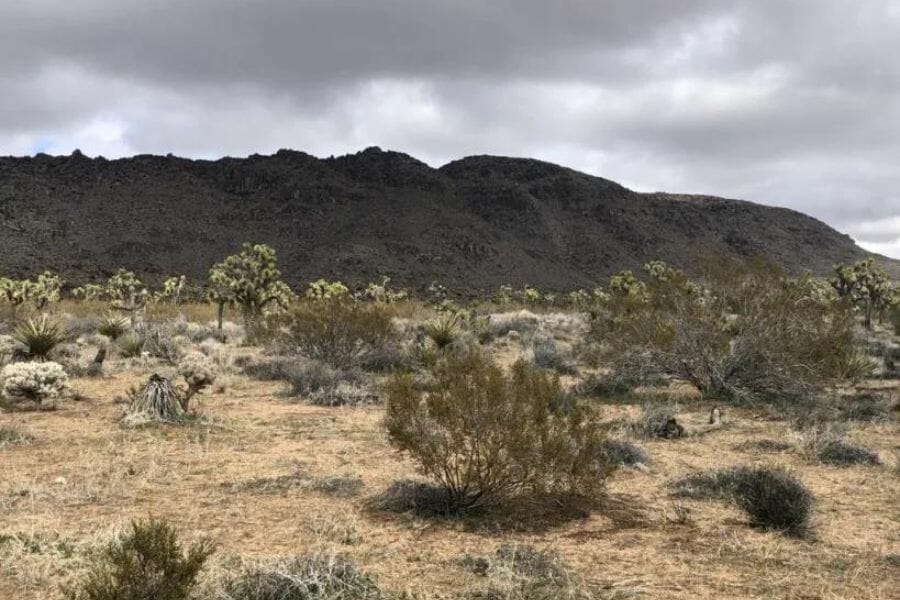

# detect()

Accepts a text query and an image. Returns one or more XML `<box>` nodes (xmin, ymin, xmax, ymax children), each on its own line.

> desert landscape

<box><xmin>0</xmin><ymin>251</ymin><xmax>896</xmax><ymax>599</ymax></box>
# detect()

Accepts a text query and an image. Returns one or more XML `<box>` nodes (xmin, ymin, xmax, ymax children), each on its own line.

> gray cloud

<box><xmin>1</xmin><ymin>0</ymin><xmax>898</xmax><ymax>256</ymax></box>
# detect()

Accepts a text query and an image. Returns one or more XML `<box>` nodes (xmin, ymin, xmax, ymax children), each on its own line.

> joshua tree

<box><xmin>106</xmin><ymin>269</ymin><xmax>149</xmax><ymax>328</ymax></box>
<box><xmin>208</xmin><ymin>243</ymin><xmax>293</xmax><ymax>338</ymax></box>
<box><xmin>832</xmin><ymin>259</ymin><xmax>894</xmax><ymax>329</ymax></box>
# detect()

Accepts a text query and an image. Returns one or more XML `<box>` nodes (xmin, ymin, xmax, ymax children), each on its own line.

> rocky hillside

<box><xmin>0</xmin><ymin>147</ymin><xmax>889</xmax><ymax>292</ymax></box>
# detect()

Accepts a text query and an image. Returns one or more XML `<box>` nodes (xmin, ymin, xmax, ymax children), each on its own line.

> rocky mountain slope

<box><xmin>0</xmin><ymin>147</ymin><xmax>889</xmax><ymax>292</ymax></box>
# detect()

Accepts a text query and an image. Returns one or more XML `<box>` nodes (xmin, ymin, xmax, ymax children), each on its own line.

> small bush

<box><xmin>601</xmin><ymin>440</ymin><xmax>649</xmax><ymax>467</ymax></box>
<box><xmin>531</xmin><ymin>335</ymin><xmax>576</xmax><ymax>374</ymax></box>
<box><xmin>140</xmin><ymin>325</ymin><xmax>185</xmax><ymax>365</ymax></box>
<box><xmin>732</xmin><ymin>467</ymin><xmax>814</xmax><ymax>537</ymax></box>
<box><xmin>118</xmin><ymin>333</ymin><xmax>145</xmax><ymax>358</ymax></box>
<box><xmin>629</xmin><ymin>403</ymin><xmax>685</xmax><ymax>439</ymax></box>
<box><xmin>384</xmin><ymin>349</ymin><xmax>611</xmax><ymax>512</ymax></box>
<box><xmin>0</xmin><ymin>361</ymin><xmax>69</xmax><ymax>406</ymax></box>
<box><xmin>277</xmin><ymin>299</ymin><xmax>395</xmax><ymax>369</ymax></box>
<box><xmin>838</xmin><ymin>393</ymin><xmax>892</xmax><ymax>423</ymax></box>
<box><xmin>672</xmin><ymin>466</ymin><xmax>813</xmax><ymax>537</ymax></box>
<box><xmin>816</xmin><ymin>440</ymin><xmax>881</xmax><ymax>466</ymax></box>
<box><xmin>13</xmin><ymin>316</ymin><xmax>68</xmax><ymax>360</ymax></box>
<box><xmin>214</xmin><ymin>554</ymin><xmax>383</xmax><ymax>600</ymax></box>
<box><xmin>64</xmin><ymin>519</ymin><xmax>214</xmax><ymax>600</ymax></box>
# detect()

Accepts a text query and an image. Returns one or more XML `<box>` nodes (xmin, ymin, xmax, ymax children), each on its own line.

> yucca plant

<box><xmin>424</xmin><ymin>313</ymin><xmax>460</xmax><ymax>351</ymax></box>
<box><xmin>13</xmin><ymin>316</ymin><xmax>67</xmax><ymax>360</ymax></box>
<box><xmin>96</xmin><ymin>313</ymin><xmax>130</xmax><ymax>340</ymax></box>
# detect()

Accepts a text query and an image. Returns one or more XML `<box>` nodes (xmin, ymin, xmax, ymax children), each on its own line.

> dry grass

<box><xmin>0</xmin><ymin>313</ymin><xmax>897</xmax><ymax>599</ymax></box>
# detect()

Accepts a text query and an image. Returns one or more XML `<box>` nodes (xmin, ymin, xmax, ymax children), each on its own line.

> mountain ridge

<box><xmin>0</xmin><ymin>146</ymin><xmax>893</xmax><ymax>291</ymax></box>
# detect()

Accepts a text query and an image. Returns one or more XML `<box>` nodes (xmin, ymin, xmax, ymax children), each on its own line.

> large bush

<box><xmin>0</xmin><ymin>361</ymin><xmax>69</xmax><ymax>406</ymax></box>
<box><xmin>384</xmin><ymin>349</ymin><xmax>611</xmax><ymax>513</ymax></box>
<box><xmin>593</xmin><ymin>260</ymin><xmax>858</xmax><ymax>405</ymax></box>
<box><xmin>277</xmin><ymin>299</ymin><xmax>395</xmax><ymax>369</ymax></box>
<box><xmin>64</xmin><ymin>519</ymin><xmax>214</xmax><ymax>600</ymax></box>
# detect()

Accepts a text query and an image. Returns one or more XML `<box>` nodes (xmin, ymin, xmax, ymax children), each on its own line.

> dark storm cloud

<box><xmin>0</xmin><ymin>0</ymin><xmax>898</xmax><ymax>256</ymax></box>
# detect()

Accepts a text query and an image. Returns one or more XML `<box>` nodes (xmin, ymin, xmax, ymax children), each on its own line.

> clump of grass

<box><xmin>671</xmin><ymin>466</ymin><xmax>814</xmax><ymax>537</ymax></box>
<box><xmin>0</xmin><ymin>425</ymin><xmax>33</xmax><ymax>447</ymax></box>
<box><xmin>734</xmin><ymin>439</ymin><xmax>794</xmax><ymax>453</ymax></box>
<box><xmin>212</xmin><ymin>554</ymin><xmax>384</xmax><ymax>600</ymax></box>
<box><xmin>816</xmin><ymin>440</ymin><xmax>881</xmax><ymax>466</ymax></box>
<box><xmin>117</xmin><ymin>333</ymin><xmax>144</xmax><ymax>358</ymax></box>
<box><xmin>63</xmin><ymin>519</ymin><xmax>214</xmax><ymax>600</ymax></box>
<box><xmin>458</xmin><ymin>544</ymin><xmax>599</xmax><ymax>600</ymax></box>
<box><xmin>838</xmin><ymin>392</ymin><xmax>892</xmax><ymax>423</ymax></box>
<box><xmin>311</xmin><ymin>475</ymin><xmax>364</xmax><ymax>497</ymax></box>
<box><xmin>601</xmin><ymin>439</ymin><xmax>649</xmax><ymax>468</ymax></box>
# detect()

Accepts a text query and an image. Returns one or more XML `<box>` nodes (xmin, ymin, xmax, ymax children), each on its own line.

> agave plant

<box><xmin>13</xmin><ymin>316</ymin><xmax>67</xmax><ymax>361</ymax></box>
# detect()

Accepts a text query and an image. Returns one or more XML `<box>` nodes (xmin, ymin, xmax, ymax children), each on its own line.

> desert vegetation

<box><xmin>0</xmin><ymin>249</ymin><xmax>897</xmax><ymax>599</ymax></box>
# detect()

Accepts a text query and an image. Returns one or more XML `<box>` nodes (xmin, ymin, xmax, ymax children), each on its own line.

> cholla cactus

<box><xmin>608</xmin><ymin>270</ymin><xmax>646</xmax><ymax>298</ymax></box>
<box><xmin>521</xmin><ymin>286</ymin><xmax>541</xmax><ymax>305</ymax></box>
<box><xmin>209</xmin><ymin>243</ymin><xmax>294</xmax><ymax>337</ymax></box>
<box><xmin>306</xmin><ymin>279</ymin><xmax>350</xmax><ymax>301</ymax></box>
<box><xmin>362</xmin><ymin>276</ymin><xmax>407</xmax><ymax>303</ymax></box>
<box><xmin>0</xmin><ymin>361</ymin><xmax>69</xmax><ymax>405</ymax></box>
<box><xmin>71</xmin><ymin>283</ymin><xmax>105</xmax><ymax>301</ymax></box>
<box><xmin>177</xmin><ymin>351</ymin><xmax>217</xmax><ymax>409</ymax></box>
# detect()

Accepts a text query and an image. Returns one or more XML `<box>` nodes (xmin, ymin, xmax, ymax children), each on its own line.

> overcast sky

<box><xmin>1</xmin><ymin>1</ymin><xmax>898</xmax><ymax>257</ymax></box>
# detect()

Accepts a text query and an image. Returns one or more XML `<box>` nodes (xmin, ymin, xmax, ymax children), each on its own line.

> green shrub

<box><xmin>64</xmin><ymin>519</ymin><xmax>214</xmax><ymax>600</ymax></box>
<box><xmin>384</xmin><ymin>349</ymin><xmax>611</xmax><ymax>513</ymax></box>
<box><xmin>13</xmin><ymin>315</ymin><xmax>68</xmax><ymax>360</ymax></box>
<box><xmin>672</xmin><ymin>466</ymin><xmax>814</xmax><ymax>537</ymax></box>
<box><xmin>215</xmin><ymin>554</ymin><xmax>383</xmax><ymax>600</ymax></box>
<box><xmin>278</xmin><ymin>299</ymin><xmax>395</xmax><ymax>369</ymax></box>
